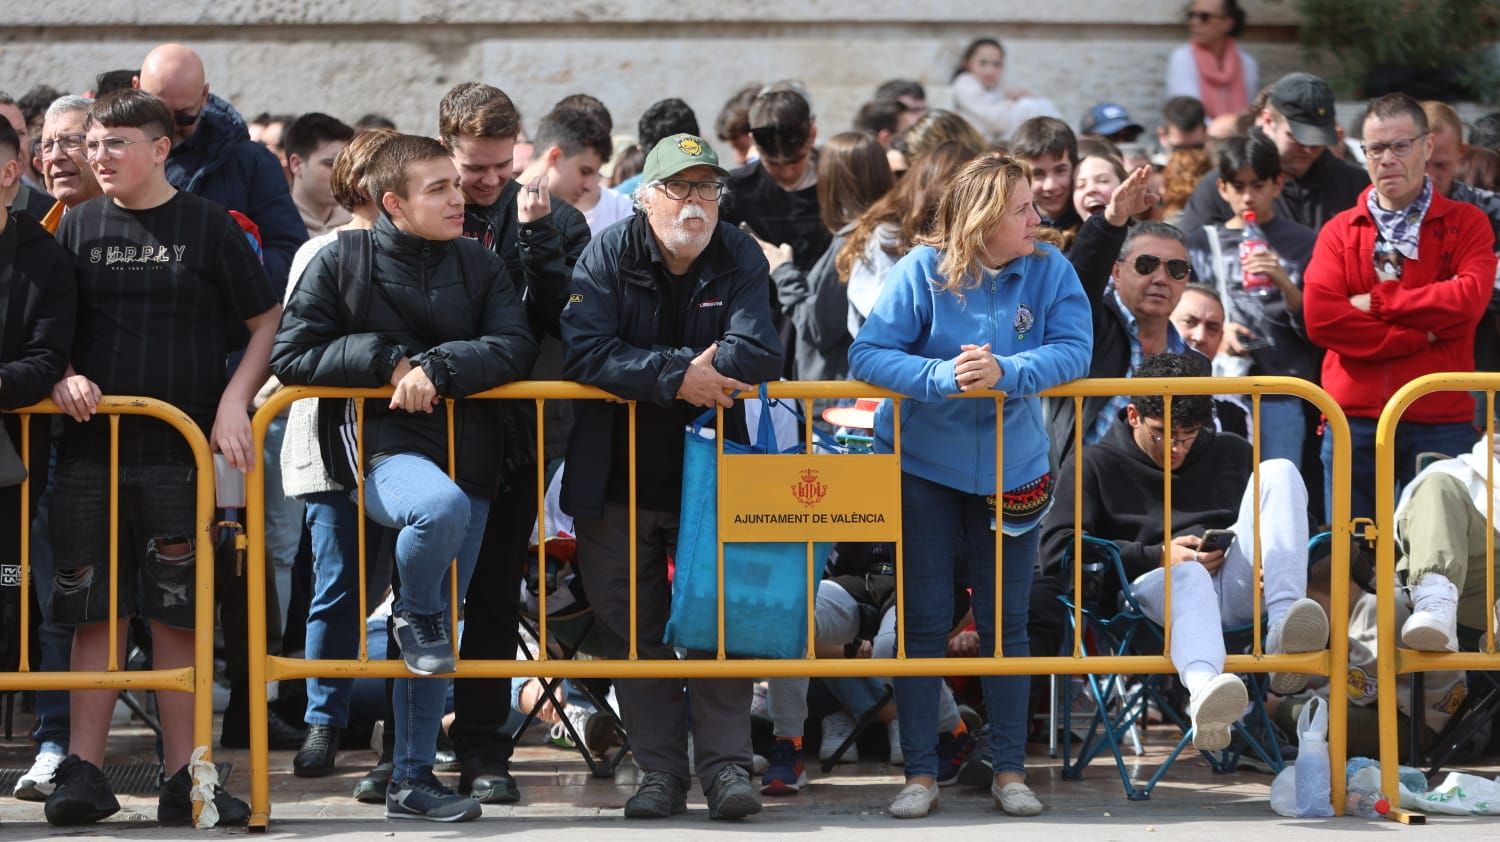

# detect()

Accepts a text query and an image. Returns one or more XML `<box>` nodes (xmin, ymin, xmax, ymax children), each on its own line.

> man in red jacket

<box><xmin>1305</xmin><ymin>93</ymin><xmax>1497</xmax><ymax>524</ymax></box>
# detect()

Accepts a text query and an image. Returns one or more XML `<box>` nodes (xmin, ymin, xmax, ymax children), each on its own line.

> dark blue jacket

<box><xmin>559</xmin><ymin>212</ymin><xmax>783</xmax><ymax>518</ymax></box>
<box><xmin>165</xmin><ymin>94</ymin><xmax>305</xmax><ymax>293</ymax></box>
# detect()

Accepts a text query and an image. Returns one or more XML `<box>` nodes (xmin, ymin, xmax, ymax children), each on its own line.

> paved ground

<box><xmin>2</xmin><ymin>706</ymin><xmax>1497</xmax><ymax>839</ymax></box>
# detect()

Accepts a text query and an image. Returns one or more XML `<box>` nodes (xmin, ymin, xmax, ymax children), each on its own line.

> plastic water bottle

<box><xmin>1345</xmin><ymin>789</ymin><xmax>1390</xmax><ymax>818</ymax></box>
<box><xmin>1239</xmin><ymin>210</ymin><xmax>1274</xmax><ymax>295</ymax></box>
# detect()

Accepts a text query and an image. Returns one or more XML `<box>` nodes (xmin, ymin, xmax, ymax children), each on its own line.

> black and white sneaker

<box><xmin>385</xmin><ymin>773</ymin><xmax>482</xmax><ymax>822</ymax></box>
<box><xmin>392</xmin><ymin>610</ymin><xmax>454</xmax><ymax>675</ymax></box>
<box><xmin>43</xmin><ymin>756</ymin><xmax>120</xmax><ymax>827</ymax></box>
<box><xmin>159</xmin><ymin>764</ymin><xmax>250</xmax><ymax>826</ymax></box>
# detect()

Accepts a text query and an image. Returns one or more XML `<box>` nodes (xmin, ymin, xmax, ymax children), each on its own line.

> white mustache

<box><xmin>677</xmin><ymin>205</ymin><xmax>708</xmax><ymax>222</ymax></box>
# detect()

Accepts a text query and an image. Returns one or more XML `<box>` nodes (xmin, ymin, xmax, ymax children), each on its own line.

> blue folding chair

<box><xmin>1056</xmin><ymin>535</ymin><xmax>1289</xmax><ymax>800</ymax></box>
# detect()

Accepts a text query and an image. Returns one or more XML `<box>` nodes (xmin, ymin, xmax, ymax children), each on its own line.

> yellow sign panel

<box><xmin>719</xmin><ymin>453</ymin><xmax>901</xmax><ymax>542</ymax></box>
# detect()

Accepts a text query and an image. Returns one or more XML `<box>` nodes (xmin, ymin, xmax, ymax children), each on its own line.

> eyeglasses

<box><xmin>1185</xmin><ymin>10</ymin><xmax>1223</xmax><ymax>22</ymax></box>
<box><xmin>1146</xmin><ymin>426</ymin><xmax>1201</xmax><ymax>449</ymax></box>
<box><xmin>1361</xmin><ymin>133</ymin><xmax>1427</xmax><ymax>160</ymax></box>
<box><xmin>84</xmin><ymin>136</ymin><xmax>163</xmax><ymax>160</ymax></box>
<box><xmin>38</xmin><ymin>134</ymin><xmax>85</xmax><ymax>156</ymax></box>
<box><xmin>1127</xmin><ymin>253</ymin><xmax>1192</xmax><ymax>281</ymax></box>
<box><xmin>172</xmin><ymin>107</ymin><xmax>202</xmax><ymax>128</ymax></box>
<box><xmin>656</xmin><ymin>179</ymin><xmax>725</xmax><ymax>201</ymax></box>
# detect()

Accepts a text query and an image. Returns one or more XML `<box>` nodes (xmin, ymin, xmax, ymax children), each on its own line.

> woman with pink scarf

<box><xmin>1165</xmin><ymin>0</ymin><xmax>1260</xmax><ymax>119</ymax></box>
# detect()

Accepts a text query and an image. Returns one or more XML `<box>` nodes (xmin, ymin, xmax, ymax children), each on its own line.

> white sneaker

<box><xmin>548</xmin><ymin>704</ymin><xmax>596</xmax><ymax>750</ymax></box>
<box><xmin>820</xmin><ymin>710</ymin><xmax>858</xmax><ymax>763</ymax></box>
<box><xmin>1188</xmin><ymin>673</ymin><xmax>1248</xmax><ymax>752</ymax></box>
<box><xmin>14</xmin><ymin>748</ymin><xmax>64</xmax><ymax>801</ymax></box>
<box><xmin>889</xmin><ymin>781</ymin><xmax>938</xmax><ymax>819</ymax></box>
<box><xmin>886</xmin><ymin>719</ymin><xmax>904</xmax><ymax>766</ymax></box>
<box><xmin>1266</xmin><ymin>598</ymin><xmax>1330</xmax><ymax>695</ymax></box>
<box><xmin>1403</xmin><ymin>573</ymin><xmax>1459</xmax><ymax>652</ymax></box>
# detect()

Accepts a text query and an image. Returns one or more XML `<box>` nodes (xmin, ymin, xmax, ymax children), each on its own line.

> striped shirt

<box><xmin>56</xmin><ymin>191</ymin><xmax>277</xmax><ymax>465</ymax></box>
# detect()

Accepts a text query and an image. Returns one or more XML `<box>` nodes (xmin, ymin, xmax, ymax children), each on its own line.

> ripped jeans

<box><xmin>50</xmin><ymin>459</ymin><xmax>200</xmax><ymax>629</ymax></box>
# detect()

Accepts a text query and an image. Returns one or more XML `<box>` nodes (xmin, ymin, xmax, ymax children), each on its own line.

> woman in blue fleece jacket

<box><xmin>849</xmin><ymin>154</ymin><xmax>1092</xmax><ymax>819</ymax></box>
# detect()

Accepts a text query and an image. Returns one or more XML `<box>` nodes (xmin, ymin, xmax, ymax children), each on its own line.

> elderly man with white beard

<box><xmin>560</xmin><ymin>133</ymin><xmax>783</xmax><ymax>821</ymax></box>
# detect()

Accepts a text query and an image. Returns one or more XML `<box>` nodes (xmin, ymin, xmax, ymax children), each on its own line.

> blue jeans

<box><xmin>363</xmin><ymin>453</ymin><xmax>491</xmax><ymax>781</ymax></box>
<box><xmin>302</xmin><ymin>491</ymin><xmax>361</xmax><ymax>727</ymax></box>
<box><xmin>1257</xmin><ymin>395</ymin><xmax>1307</xmax><ymax>466</ymax></box>
<box><xmin>893</xmin><ymin>472</ymin><xmax>1038</xmax><ymax>778</ymax></box>
<box><xmin>1322</xmin><ymin>417</ymin><xmax>1477</xmax><ymax>524</ymax></box>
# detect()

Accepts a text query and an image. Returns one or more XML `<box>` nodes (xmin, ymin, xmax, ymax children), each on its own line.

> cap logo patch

<box><xmin>678</xmin><ymin>137</ymin><xmax>703</xmax><ymax>156</ymax></box>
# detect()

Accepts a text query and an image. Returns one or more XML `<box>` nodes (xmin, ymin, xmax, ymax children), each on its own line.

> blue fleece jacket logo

<box><xmin>1014</xmin><ymin>303</ymin><xmax>1034</xmax><ymax>341</ymax></box>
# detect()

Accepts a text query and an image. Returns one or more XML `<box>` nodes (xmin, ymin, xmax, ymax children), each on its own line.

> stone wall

<box><xmin>1</xmin><ymin>1</ymin><xmax>1311</xmax><ymax>145</ymax></box>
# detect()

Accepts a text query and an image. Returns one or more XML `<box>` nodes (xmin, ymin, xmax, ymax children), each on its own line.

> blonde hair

<box><xmin>920</xmin><ymin>153</ymin><xmax>1034</xmax><ymax>294</ymax></box>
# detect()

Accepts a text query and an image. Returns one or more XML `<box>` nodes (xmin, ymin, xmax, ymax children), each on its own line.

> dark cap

<box><xmin>1269</xmin><ymin>72</ymin><xmax>1338</xmax><ymax>147</ymax></box>
<box><xmin>1081</xmin><ymin>102</ymin><xmax>1143</xmax><ymax>138</ymax></box>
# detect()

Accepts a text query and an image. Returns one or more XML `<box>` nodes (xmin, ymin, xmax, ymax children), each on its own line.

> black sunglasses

<box><xmin>1130</xmin><ymin>254</ymin><xmax>1192</xmax><ymax>280</ymax></box>
<box><xmin>172</xmin><ymin>107</ymin><xmax>202</xmax><ymax>127</ymax></box>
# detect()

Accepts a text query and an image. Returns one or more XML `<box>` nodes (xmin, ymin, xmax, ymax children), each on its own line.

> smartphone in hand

<box><xmin>1199</xmin><ymin>528</ymin><xmax>1236</xmax><ymax>554</ymax></box>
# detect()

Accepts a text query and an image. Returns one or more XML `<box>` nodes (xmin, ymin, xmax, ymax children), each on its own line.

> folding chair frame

<box><xmin>1056</xmin><ymin>536</ymin><xmax>1286</xmax><ymax>800</ymax></box>
<box><xmin>513</xmin><ymin>609</ymin><xmax>630</xmax><ymax>778</ymax></box>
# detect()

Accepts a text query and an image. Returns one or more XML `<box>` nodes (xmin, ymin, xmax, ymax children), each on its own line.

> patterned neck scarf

<box><xmin>1366</xmin><ymin>176</ymin><xmax>1434</xmax><ymax>269</ymax></box>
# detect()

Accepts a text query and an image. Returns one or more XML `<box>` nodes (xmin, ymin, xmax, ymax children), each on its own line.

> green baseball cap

<box><xmin>640</xmin><ymin>133</ymin><xmax>729</xmax><ymax>185</ymax></box>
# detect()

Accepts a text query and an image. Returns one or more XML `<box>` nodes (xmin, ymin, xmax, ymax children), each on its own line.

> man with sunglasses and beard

<box><xmin>560</xmin><ymin>133</ymin><xmax>782</xmax><ymax>821</ymax></box>
<box><xmin>1046</xmin><ymin>221</ymin><xmax>1205</xmax><ymax>469</ymax></box>
<box><xmin>133</xmin><ymin>43</ymin><xmax>305</xmax><ymax>293</ymax></box>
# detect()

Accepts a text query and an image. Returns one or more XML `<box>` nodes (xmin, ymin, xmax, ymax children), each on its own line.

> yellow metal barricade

<box><xmin>244</xmin><ymin>376</ymin><xmax>1349</xmax><ymax>828</ymax></box>
<box><xmin>0</xmin><ymin>397</ymin><xmax>218</xmax><ymax>823</ymax></box>
<box><xmin>1375</xmin><ymin>373</ymin><xmax>1500</xmax><ymax>824</ymax></box>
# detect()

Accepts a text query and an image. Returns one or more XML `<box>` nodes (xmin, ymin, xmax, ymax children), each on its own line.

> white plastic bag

<box><xmin>1270</xmin><ymin>765</ymin><xmax>1300</xmax><ymax>816</ymax></box>
<box><xmin>1404</xmin><ymin>772</ymin><xmax>1500</xmax><ymax>815</ymax></box>
<box><xmin>1293</xmin><ymin>696</ymin><xmax>1334</xmax><ymax>817</ymax></box>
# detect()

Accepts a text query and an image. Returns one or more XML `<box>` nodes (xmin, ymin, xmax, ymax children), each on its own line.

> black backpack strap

<box><xmin>336</xmin><ymin>228</ymin><xmax>373</xmax><ymax>328</ymax></box>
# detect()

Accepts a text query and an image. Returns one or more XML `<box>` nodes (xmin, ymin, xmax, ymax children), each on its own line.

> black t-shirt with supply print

<box><xmin>57</xmin><ymin>191</ymin><xmax>277</xmax><ymax>465</ymax></box>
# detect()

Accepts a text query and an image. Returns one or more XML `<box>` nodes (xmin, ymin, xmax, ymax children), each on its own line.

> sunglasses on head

<box><xmin>1129</xmin><ymin>253</ymin><xmax>1191</xmax><ymax>281</ymax></box>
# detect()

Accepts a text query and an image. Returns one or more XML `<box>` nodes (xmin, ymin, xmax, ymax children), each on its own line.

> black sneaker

<box><xmin>158</xmin><ymin>764</ymin><xmax>250</xmax><ymax>826</ymax></box>
<box><xmin>935</xmin><ymin>728</ymin><xmax>974</xmax><ymax>787</ymax></box>
<box><xmin>293</xmin><ymin>724</ymin><xmax>341</xmax><ymax>778</ymax></box>
<box><xmin>623</xmin><ymin>770</ymin><xmax>687</xmax><ymax>818</ymax></box>
<box><xmin>458</xmin><ymin>756</ymin><xmax>519</xmax><ymax>804</ymax></box>
<box><xmin>956</xmin><ymin>724</ymin><xmax>994</xmax><ymax>787</ymax></box>
<box><xmin>43</xmin><ymin>756</ymin><xmax>120</xmax><ymax>826</ymax></box>
<box><xmin>354</xmin><ymin>761</ymin><xmax>394</xmax><ymax>804</ymax></box>
<box><xmin>385</xmin><ymin>773</ymin><xmax>482</xmax><ymax>822</ymax></box>
<box><xmin>392</xmin><ymin>610</ymin><xmax>454</xmax><ymax>675</ymax></box>
<box><xmin>705</xmin><ymin>764</ymin><xmax>761</xmax><ymax>820</ymax></box>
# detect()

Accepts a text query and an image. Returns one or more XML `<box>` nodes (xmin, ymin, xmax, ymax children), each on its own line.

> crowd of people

<box><xmin>3</xmin><ymin>2</ymin><xmax>1500</xmax><ymax>826</ymax></box>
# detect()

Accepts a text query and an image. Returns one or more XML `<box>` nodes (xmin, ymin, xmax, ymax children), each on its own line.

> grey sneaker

<box><xmin>705</xmin><ymin>764</ymin><xmax>761</xmax><ymax>821</ymax></box>
<box><xmin>392</xmin><ymin>610</ymin><xmax>454</xmax><ymax>675</ymax></box>
<box><xmin>623</xmin><ymin>770</ymin><xmax>687</xmax><ymax>818</ymax></box>
<box><xmin>385</xmin><ymin>773</ymin><xmax>482</xmax><ymax>822</ymax></box>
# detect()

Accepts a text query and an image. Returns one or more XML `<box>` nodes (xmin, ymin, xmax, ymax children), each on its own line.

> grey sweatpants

<box><xmin>574</xmin><ymin>503</ymin><xmax>752</xmax><ymax>788</ymax></box>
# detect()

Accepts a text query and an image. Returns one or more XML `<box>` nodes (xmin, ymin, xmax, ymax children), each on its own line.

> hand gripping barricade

<box><xmin>240</xmin><ymin>376</ymin><xmax>1352</xmax><ymax>829</ymax></box>
<box><xmin>0</xmin><ymin>397</ymin><xmax>219</xmax><ymax>826</ymax></box>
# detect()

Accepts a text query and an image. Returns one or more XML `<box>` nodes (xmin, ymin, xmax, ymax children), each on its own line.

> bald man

<box><xmin>134</xmin><ymin>43</ymin><xmax>304</xmax><ymax>292</ymax></box>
